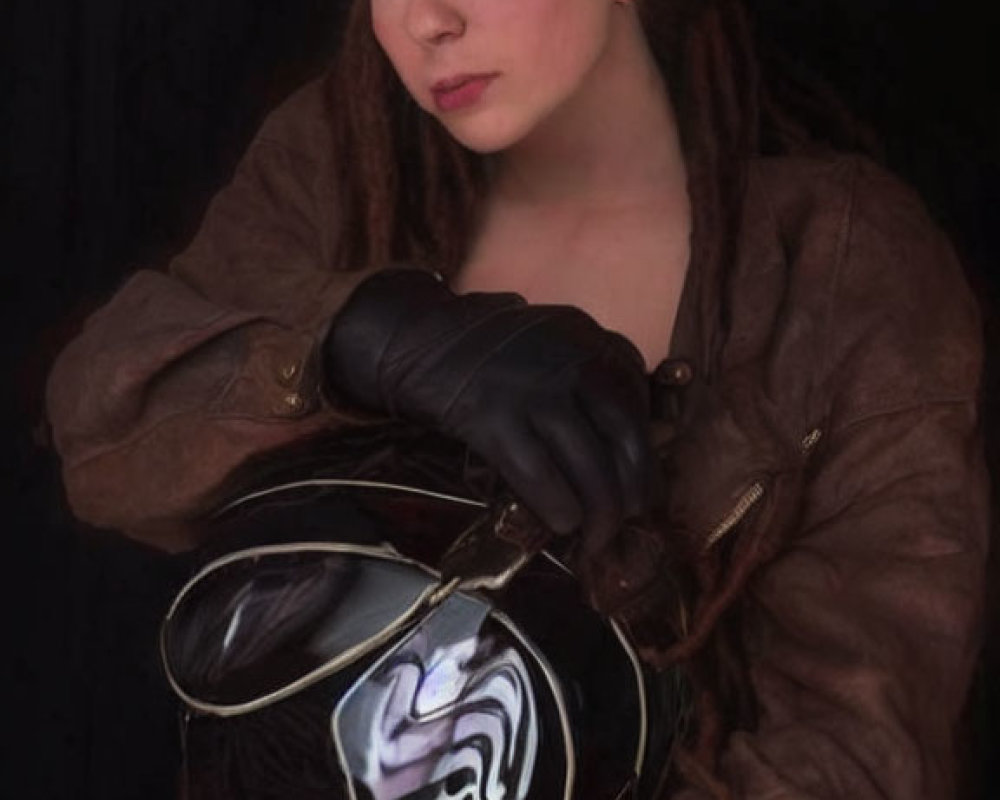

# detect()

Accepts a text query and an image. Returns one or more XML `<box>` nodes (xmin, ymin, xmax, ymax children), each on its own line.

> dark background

<box><xmin>2</xmin><ymin>1</ymin><xmax>997</xmax><ymax>796</ymax></box>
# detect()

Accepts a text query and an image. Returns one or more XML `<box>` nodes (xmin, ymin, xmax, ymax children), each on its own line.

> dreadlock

<box><xmin>324</xmin><ymin>0</ymin><xmax>873</xmax><ymax>356</ymax></box>
<box><xmin>187</xmin><ymin>1</ymin><xmax>878</xmax><ymax>793</ymax></box>
<box><xmin>324</xmin><ymin>0</ymin><xmax>486</xmax><ymax>275</ymax></box>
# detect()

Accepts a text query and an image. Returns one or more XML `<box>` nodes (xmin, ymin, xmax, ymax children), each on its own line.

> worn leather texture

<box><xmin>46</xmin><ymin>73</ymin><xmax>989</xmax><ymax>799</ymax></box>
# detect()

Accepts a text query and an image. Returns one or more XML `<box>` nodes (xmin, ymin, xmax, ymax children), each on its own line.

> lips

<box><xmin>430</xmin><ymin>73</ymin><xmax>497</xmax><ymax>112</ymax></box>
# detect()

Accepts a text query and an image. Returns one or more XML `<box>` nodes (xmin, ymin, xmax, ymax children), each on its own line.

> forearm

<box><xmin>46</xmin><ymin>269</ymin><xmax>381</xmax><ymax>545</ymax></box>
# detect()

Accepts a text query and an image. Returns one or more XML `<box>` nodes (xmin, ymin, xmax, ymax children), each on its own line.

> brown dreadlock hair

<box><xmin>323</xmin><ymin>0</ymin><xmax>875</xmax><ymax>310</ymax></box>
<box><xmin>182</xmin><ymin>2</ymin><xmax>878</xmax><ymax>796</ymax></box>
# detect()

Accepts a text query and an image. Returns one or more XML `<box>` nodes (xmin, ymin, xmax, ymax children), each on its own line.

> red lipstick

<box><xmin>431</xmin><ymin>73</ymin><xmax>497</xmax><ymax>112</ymax></box>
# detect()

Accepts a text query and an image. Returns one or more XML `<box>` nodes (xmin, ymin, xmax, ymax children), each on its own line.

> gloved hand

<box><xmin>322</xmin><ymin>268</ymin><xmax>656</xmax><ymax>557</ymax></box>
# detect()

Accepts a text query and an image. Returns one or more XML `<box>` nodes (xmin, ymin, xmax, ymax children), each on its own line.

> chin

<box><xmin>436</xmin><ymin>111</ymin><xmax>534</xmax><ymax>155</ymax></box>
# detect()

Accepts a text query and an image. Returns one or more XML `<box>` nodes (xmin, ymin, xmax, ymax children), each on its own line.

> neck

<box><xmin>490</xmin><ymin>8</ymin><xmax>686</xmax><ymax>209</ymax></box>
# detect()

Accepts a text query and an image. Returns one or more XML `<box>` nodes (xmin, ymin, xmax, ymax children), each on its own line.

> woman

<box><xmin>46</xmin><ymin>0</ymin><xmax>988</xmax><ymax>796</ymax></box>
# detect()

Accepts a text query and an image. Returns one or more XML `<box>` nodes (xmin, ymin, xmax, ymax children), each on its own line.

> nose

<box><xmin>403</xmin><ymin>0</ymin><xmax>465</xmax><ymax>47</ymax></box>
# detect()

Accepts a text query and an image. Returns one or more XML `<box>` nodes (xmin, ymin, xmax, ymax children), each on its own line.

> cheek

<box><xmin>545</xmin><ymin>6</ymin><xmax>611</xmax><ymax>78</ymax></box>
<box><xmin>371</xmin><ymin>5</ymin><xmax>408</xmax><ymax>70</ymax></box>
<box><xmin>370</xmin><ymin>3</ymin><xmax>390</xmax><ymax>52</ymax></box>
<box><xmin>500</xmin><ymin>0</ymin><xmax>611</xmax><ymax>95</ymax></box>
<box><xmin>371</xmin><ymin>11</ymin><xmax>423</xmax><ymax>100</ymax></box>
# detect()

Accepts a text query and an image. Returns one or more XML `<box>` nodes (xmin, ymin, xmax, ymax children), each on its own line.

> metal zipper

<box><xmin>704</xmin><ymin>482</ymin><xmax>765</xmax><ymax>550</ymax></box>
<box><xmin>702</xmin><ymin>428</ymin><xmax>822</xmax><ymax>551</ymax></box>
<box><xmin>801</xmin><ymin>427</ymin><xmax>823</xmax><ymax>453</ymax></box>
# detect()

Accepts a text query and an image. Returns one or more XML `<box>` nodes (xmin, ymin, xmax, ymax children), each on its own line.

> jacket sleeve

<box><xmin>676</xmin><ymin>160</ymin><xmax>989</xmax><ymax>799</ymax></box>
<box><xmin>689</xmin><ymin>400</ymin><xmax>987</xmax><ymax>799</ymax></box>
<box><xmin>46</xmin><ymin>77</ymin><xmax>382</xmax><ymax>549</ymax></box>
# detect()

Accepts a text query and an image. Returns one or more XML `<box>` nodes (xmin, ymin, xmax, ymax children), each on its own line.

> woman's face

<box><xmin>371</xmin><ymin>0</ymin><xmax>621</xmax><ymax>153</ymax></box>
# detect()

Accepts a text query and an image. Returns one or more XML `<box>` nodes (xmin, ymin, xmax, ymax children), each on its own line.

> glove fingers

<box><xmin>578</xmin><ymin>384</ymin><xmax>655</xmax><ymax>519</ymax></box>
<box><xmin>473</xmin><ymin>424</ymin><xmax>584</xmax><ymax>536</ymax></box>
<box><xmin>530</xmin><ymin>406</ymin><xmax>624</xmax><ymax>558</ymax></box>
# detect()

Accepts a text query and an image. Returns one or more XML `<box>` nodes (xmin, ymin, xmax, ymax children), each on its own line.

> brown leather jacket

<box><xmin>46</xmin><ymin>77</ymin><xmax>989</xmax><ymax>798</ymax></box>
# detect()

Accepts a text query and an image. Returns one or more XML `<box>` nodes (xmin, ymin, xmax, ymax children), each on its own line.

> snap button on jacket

<box><xmin>45</xmin><ymin>75</ymin><xmax>989</xmax><ymax>799</ymax></box>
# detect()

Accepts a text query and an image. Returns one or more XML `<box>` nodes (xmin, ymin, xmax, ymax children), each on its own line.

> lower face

<box><xmin>371</xmin><ymin>0</ymin><xmax>621</xmax><ymax>153</ymax></box>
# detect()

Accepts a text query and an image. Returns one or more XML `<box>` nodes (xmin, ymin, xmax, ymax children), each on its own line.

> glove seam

<box><xmin>429</xmin><ymin>307</ymin><xmax>570</xmax><ymax>422</ymax></box>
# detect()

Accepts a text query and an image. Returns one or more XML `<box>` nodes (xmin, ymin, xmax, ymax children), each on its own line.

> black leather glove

<box><xmin>322</xmin><ymin>268</ymin><xmax>656</xmax><ymax>557</ymax></box>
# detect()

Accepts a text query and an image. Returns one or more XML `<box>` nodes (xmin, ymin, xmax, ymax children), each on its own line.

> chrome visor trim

<box><xmin>161</xmin><ymin>541</ymin><xmax>443</xmax><ymax>718</ymax></box>
<box><xmin>215</xmin><ymin>478</ymin><xmax>487</xmax><ymax>516</ymax></box>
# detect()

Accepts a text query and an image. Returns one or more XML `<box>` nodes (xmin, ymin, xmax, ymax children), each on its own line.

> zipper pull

<box><xmin>703</xmin><ymin>427</ymin><xmax>822</xmax><ymax>551</ymax></box>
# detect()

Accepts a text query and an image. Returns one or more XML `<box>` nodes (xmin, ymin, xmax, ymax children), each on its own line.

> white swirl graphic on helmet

<box><xmin>339</xmin><ymin>632</ymin><xmax>539</xmax><ymax>800</ymax></box>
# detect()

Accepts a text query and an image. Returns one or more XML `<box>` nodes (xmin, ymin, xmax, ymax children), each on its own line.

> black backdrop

<box><xmin>2</xmin><ymin>1</ymin><xmax>997</xmax><ymax>797</ymax></box>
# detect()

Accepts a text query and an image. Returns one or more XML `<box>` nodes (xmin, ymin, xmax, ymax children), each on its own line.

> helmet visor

<box><xmin>162</xmin><ymin>544</ymin><xmax>442</xmax><ymax>714</ymax></box>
